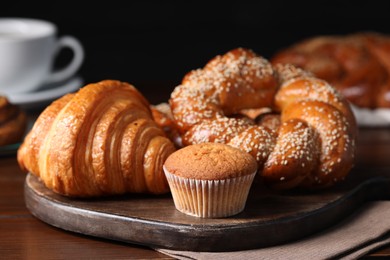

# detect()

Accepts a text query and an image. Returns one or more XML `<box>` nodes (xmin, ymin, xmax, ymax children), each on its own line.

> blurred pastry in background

<box><xmin>150</xmin><ymin>102</ymin><xmax>182</xmax><ymax>148</ymax></box>
<box><xmin>271</xmin><ymin>32</ymin><xmax>390</xmax><ymax>109</ymax></box>
<box><xmin>0</xmin><ymin>95</ymin><xmax>27</xmax><ymax>146</ymax></box>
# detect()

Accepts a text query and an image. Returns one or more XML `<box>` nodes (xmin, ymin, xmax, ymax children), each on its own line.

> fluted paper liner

<box><xmin>164</xmin><ymin>168</ymin><xmax>256</xmax><ymax>218</ymax></box>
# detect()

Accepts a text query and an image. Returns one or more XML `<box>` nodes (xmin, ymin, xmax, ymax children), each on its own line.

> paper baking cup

<box><xmin>164</xmin><ymin>169</ymin><xmax>256</xmax><ymax>218</ymax></box>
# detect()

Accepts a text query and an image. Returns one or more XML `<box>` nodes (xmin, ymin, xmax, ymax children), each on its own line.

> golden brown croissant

<box><xmin>168</xmin><ymin>48</ymin><xmax>357</xmax><ymax>190</ymax></box>
<box><xmin>0</xmin><ymin>96</ymin><xmax>27</xmax><ymax>146</ymax></box>
<box><xmin>270</xmin><ymin>32</ymin><xmax>390</xmax><ymax>108</ymax></box>
<box><xmin>17</xmin><ymin>80</ymin><xmax>176</xmax><ymax>197</ymax></box>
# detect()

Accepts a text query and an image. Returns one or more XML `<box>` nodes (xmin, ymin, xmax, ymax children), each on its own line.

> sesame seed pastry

<box><xmin>168</xmin><ymin>48</ymin><xmax>357</xmax><ymax>190</ymax></box>
<box><xmin>17</xmin><ymin>80</ymin><xmax>176</xmax><ymax>197</ymax></box>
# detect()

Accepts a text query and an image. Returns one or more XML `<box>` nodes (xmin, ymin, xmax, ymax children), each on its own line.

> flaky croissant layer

<box><xmin>17</xmin><ymin>80</ymin><xmax>176</xmax><ymax>197</ymax></box>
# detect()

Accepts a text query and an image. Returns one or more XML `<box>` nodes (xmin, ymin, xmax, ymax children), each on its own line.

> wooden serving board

<box><xmin>24</xmin><ymin>166</ymin><xmax>390</xmax><ymax>252</ymax></box>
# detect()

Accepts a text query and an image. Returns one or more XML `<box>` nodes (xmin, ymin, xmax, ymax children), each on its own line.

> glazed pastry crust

<box><xmin>17</xmin><ymin>80</ymin><xmax>176</xmax><ymax>197</ymax></box>
<box><xmin>168</xmin><ymin>48</ymin><xmax>357</xmax><ymax>190</ymax></box>
<box><xmin>271</xmin><ymin>32</ymin><xmax>390</xmax><ymax>108</ymax></box>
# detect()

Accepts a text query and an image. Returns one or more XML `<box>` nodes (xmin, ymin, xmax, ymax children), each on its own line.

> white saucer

<box><xmin>351</xmin><ymin>104</ymin><xmax>390</xmax><ymax>127</ymax></box>
<box><xmin>6</xmin><ymin>76</ymin><xmax>83</xmax><ymax>110</ymax></box>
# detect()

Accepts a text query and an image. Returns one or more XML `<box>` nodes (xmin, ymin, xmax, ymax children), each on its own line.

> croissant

<box><xmin>270</xmin><ymin>32</ymin><xmax>390</xmax><ymax>108</ymax></box>
<box><xmin>17</xmin><ymin>80</ymin><xmax>176</xmax><ymax>197</ymax></box>
<box><xmin>0</xmin><ymin>96</ymin><xmax>27</xmax><ymax>146</ymax></box>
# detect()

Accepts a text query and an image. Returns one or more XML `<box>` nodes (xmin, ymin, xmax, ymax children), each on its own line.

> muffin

<box><xmin>163</xmin><ymin>142</ymin><xmax>258</xmax><ymax>218</ymax></box>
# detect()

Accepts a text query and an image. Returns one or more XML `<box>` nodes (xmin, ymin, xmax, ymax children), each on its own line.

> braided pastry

<box><xmin>0</xmin><ymin>96</ymin><xmax>27</xmax><ymax>146</ymax></box>
<box><xmin>17</xmin><ymin>80</ymin><xmax>176</xmax><ymax>197</ymax></box>
<box><xmin>169</xmin><ymin>48</ymin><xmax>357</xmax><ymax>190</ymax></box>
<box><xmin>270</xmin><ymin>32</ymin><xmax>390</xmax><ymax>108</ymax></box>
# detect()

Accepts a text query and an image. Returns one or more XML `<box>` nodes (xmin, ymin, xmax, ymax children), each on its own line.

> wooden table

<box><xmin>1</xmin><ymin>115</ymin><xmax>390</xmax><ymax>259</ymax></box>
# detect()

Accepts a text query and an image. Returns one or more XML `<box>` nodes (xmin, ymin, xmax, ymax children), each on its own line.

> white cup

<box><xmin>0</xmin><ymin>17</ymin><xmax>84</xmax><ymax>94</ymax></box>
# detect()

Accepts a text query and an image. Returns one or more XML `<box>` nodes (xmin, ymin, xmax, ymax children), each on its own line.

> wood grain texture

<box><xmin>0</xmin><ymin>156</ymin><xmax>172</xmax><ymax>259</ymax></box>
<box><xmin>25</xmin><ymin>162</ymin><xmax>390</xmax><ymax>252</ymax></box>
<box><xmin>2</xmin><ymin>127</ymin><xmax>390</xmax><ymax>257</ymax></box>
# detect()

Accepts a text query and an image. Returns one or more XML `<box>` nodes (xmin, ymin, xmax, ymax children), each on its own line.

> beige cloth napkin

<box><xmin>156</xmin><ymin>201</ymin><xmax>390</xmax><ymax>260</ymax></box>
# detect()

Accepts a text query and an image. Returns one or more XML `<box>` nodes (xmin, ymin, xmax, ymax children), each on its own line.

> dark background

<box><xmin>3</xmin><ymin>1</ymin><xmax>390</xmax><ymax>104</ymax></box>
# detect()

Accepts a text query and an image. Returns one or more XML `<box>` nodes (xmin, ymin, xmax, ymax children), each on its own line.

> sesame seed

<box><xmin>168</xmin><ymin>48</ymin><xmax>356</xmax><ymax>189</ymax></box>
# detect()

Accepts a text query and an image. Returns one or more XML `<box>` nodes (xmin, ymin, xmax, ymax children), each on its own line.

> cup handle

<box><xmin>44</xmin><ymin>35</ymin><xmax>85</xmax><ymax>84</ymax></box>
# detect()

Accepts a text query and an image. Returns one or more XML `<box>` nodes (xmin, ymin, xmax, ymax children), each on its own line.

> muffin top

<box><xmin>163</xmin><ymin>142</ymin><xmax>258</xmax><ymax>180</ymax></box>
